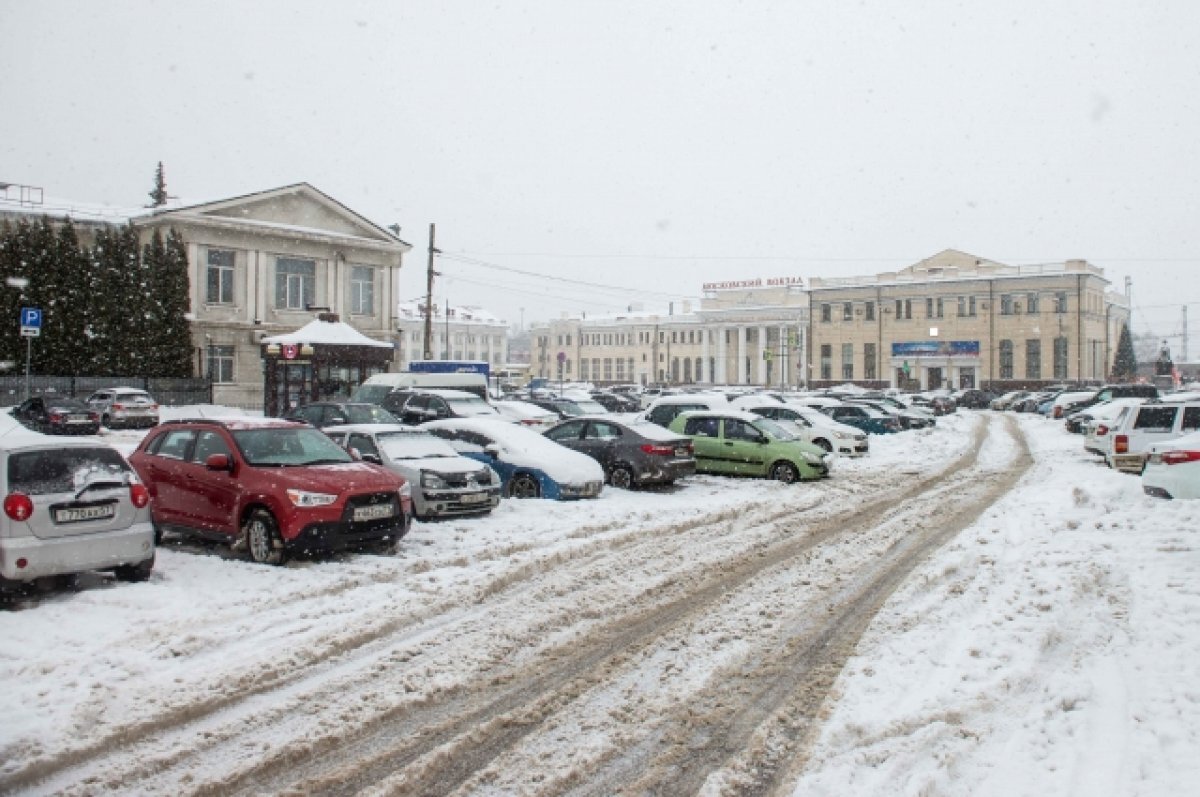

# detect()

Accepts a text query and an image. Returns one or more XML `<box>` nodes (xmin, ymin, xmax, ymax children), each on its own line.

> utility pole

<box><xmin>423</xmin><ymin>223</ymin><xmax>438</xmax><ymax>359</ymax></box>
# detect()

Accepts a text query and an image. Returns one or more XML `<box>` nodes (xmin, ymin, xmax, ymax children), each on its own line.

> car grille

<box><xmin>342</xmin><ymin>492</ymin><xmax>401</xmax><ymax>528</ymax></box>
<box><xmin>441</xmin><ymin>469</ymin><xmax>493</xmax><ymax>488</ymax></box>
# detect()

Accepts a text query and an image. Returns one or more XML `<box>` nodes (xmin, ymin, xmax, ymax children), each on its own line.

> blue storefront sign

<box><xmin>891</xmin><ymin>340</ymin><xmax>980</xmax><ymax>358</ymax></box>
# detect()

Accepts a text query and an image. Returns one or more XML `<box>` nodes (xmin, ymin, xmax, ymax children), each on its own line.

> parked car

<box><xmin>989</xmin><ymin>390</ymin><xmax>1029</xmax><ymax>411</ymax></box>
<box><xmin>325</xmin><ymin>424</ymin><xmax>501</xmax><ymax>519</ymax></box>
<box><xmin>1081</xmin><ymin>398</ymin><xmax>1149</xmax><ymax>456</ymax></box>
<box><xmin>543</xmin><ymin>416</ymin><xmax>695</xmax><ymax>489</ymax></box>
<box><xmin>284</xmin><ymin>401</ymin><xmax>401</xmax><ymax>428</ymax></box>
<box><xmin>820</xmin><ymin>403</ymin><xmax>903</xmax><ymax>434</ymax></box>
<box><xmin>85</xmin><ymin>387</ymin><xmax>160</xmax><ymax>429</ymax></box>
<box><xmin>493</xmin><ymin>398</ymin><xmax>560</xmax><ymax>430</ymax></box>
<box><xmin>668</xmin><ymin>409</ymin><xmax>832</xmax><ymax>483</ymax></box>
<box><xmin>1</xmin><ymin>428</ymin><xmax>155</xmax><ymax>593</ymax></box>
<box><xmin>387</xmin><ymin>389</ymin><xmax>503</xmax><ymax>425</ymax></box>
<box><xmin>424</xmin><ymin>417</ymin><xmax>605</xmax><ymax>500</ymax></box>
<box><xmin>953</xmin><ymin>388</ymin><xmax>995</xmax><ymax>409</ymax></box>
<box><xmin>643</xmin><ymin>393</ymin><xmax>730</xmax><ymax>428</ymax></box>
<box><xmin>1142</xmin><ymin>430</ymin><xmax>1200</xmax><ymax>499</ymax></box>
<box><xmin>733</xmin><ymin>399</ymin><xmax>869</xmax><ymax>456</ymax></box>
<box><xmin>1060</xmin><ymin>384</ymin><xmax>1160</xmax><ymax>419</ymax></box>
<box><xmin>1051</xmin><ymin>390</ymin><xmax>1099</xmax><ymax>420</ymax></box>
<box><xmin>528</xmin><ymin>397</ymin><xmax>612</xmax><ymax>419</ymax></box>
<box><xmin>845</xmin><ymin>397</ymin><xmax>934</xmax><ymax>429</ymax></box>
<box><xmin>129</xmin><ymin>418</ymin><xmax>412</xmax><ymax>564</ymax></box>
<box><xmin>10</xmin><ymin>396</ymin><xmax>101</xmax><ymax>435</ymax></box>
<box><xmin>588</xmin><ymin>391</ymin><xmax>641</xmax><ymax>413</ymax></box>
<box><xmin>1104</xmin><ymin>400</ymin><xmax>1200</xmax><ymax>474</ymax></box>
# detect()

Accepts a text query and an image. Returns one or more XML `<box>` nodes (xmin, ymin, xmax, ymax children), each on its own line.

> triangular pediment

<box><xmin>148</xmin><ymin>183</ymin><xmax>405</xmax><ymax>245</ymax></box>
<box><xmin>897</xmin><ymin>249</ymin><xmax>1010</xmax><ymax>277</ymax></box>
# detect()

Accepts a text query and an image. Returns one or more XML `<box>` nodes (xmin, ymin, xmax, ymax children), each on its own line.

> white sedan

<box><xmin>1142</xmin><ymin>430</ymin><xmax>1200</xmax><ymax>499</ymax></box>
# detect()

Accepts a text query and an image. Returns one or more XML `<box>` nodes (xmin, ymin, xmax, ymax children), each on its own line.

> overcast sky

<box><xmin>2</xmin><ymin>1</ymin><xmax>1198</xmax><ymax>354</ymax></box>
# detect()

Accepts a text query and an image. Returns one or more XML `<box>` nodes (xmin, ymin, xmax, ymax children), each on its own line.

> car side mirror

<box><xmin>362</xmin><ymin>453</ymin><xmax>382</xmax><ymax>465</ymax></box>
<box><xmin>205</xmin><ymin>453</ymin><xmax>233</xmax><ymax>472</ymax></box>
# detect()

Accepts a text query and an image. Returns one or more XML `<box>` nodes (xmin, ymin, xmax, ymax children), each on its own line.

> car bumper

<box><xmin>1111</xmin><ymin>453</ymin><xmax>1147</xmax><ymax>474</ymax></box>
<box><xmin>47</xmin><ymin>423</ymin><xmax>101</xmax><ymax>435</ymax></box>
<box><xmin>554</xmin><ymin>480</ymin><xmax>604</xmax><ymax>500</ymax></box>
<box><xmin>416</xmin><ymin>487</ymin><xmax>501</xmax><ymax>518</ymax></box>
<box><xmin>0</xmin><ymin>520</ymin><xmax>156</xmax><ymax>582</ymax></box>
<box><xmin>289</xmin><ymin>513</ymin><xmax>411</xmax><ymax>553</ymax></box>
<box><xmin>637</xmin><ymin>458</ymin><xmax>697</xmax><ymax>484</ymax></box>
<box><xmin>107</xmin><ymin>413</ymin><xmax>159</xmax><ymax>428</ymax></box>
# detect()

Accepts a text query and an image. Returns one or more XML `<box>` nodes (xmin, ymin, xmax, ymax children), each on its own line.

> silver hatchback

<box><xmin>1</xmin><ymin>430</ymin><xmax>155</xmax><ymax>592</ymax></box>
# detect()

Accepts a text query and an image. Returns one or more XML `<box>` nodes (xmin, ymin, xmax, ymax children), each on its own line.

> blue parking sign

<box><xmin>20</xmin><ymin>307</ymin><xmax>42</xmax><ymax>329</ymax></box>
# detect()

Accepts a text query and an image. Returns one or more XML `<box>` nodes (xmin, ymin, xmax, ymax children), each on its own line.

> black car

<box><xmin>284</xmin><ymin>401</ymin><xmax>401</xmax><ymax>428</ymax></box>
<box><xmin>543</xmin><ymin>416</ymin><xmax>695</xmax><ymax>489</ymax></box>
<box><xmin>955</xmin><ymin>389</ymin><xmax>995</xmax><ymax>409</ymax></box>
<box><xmin>589</xmin><ymin>391</ymin><xmax>640</xmax><ymax>412</ymax></box>
<box><xmin>528</xmin><ymin>397</ymin><xmax>612</xmax><ymax>419</ymax></box>
<box><xmin>10</xmin><ymin>396</ymin><xmax>101</xmax><ymax>435</ymax></box>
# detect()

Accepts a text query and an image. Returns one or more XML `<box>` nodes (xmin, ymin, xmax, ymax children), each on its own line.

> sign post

<box><xmin>19</xmin><ymin>307</ymin><xmax>42</xmax><ymax>400</ymax></box>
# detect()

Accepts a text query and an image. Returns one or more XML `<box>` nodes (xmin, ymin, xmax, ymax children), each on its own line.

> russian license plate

<box><xmin>353</xmin><ymin>503</ymin><xmax>395</xmax><ymax>522</ymax></box>
<box><xmin>675</xmin><ymin>447</ymin><xmax>690</xmax><ymax>457</ymax></box>
<box><xmin>55</xmin><ymin>504</ymin><xmax>116</xmax><ymax>523</ymax></box>
<box><xmin>459</xmin><ymin>492</ymin><xmax>489</xmax><ymax>504</ymax></box>
<box><xmin>68</xmin><ymin>415</ymin><xmax>91</xmax><ymax>423</ymax></box>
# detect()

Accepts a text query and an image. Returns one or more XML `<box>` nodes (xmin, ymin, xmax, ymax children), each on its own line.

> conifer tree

<box><xmin>1112</xmin><ymin>322</ymin><xmax>1137</xmax><ymax>381</ymax></box>
<box><xmin>148</xmin><ymin>161</ymin><xmax>169</xmax><ymax>207</ymax></box>
<box><xmin>156</xmin><ymin>229</ymin><xmax>194</xmax><ymax>376</ymax></box>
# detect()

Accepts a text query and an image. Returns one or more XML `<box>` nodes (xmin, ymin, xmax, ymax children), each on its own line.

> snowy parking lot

<box><xmin>1</xmin><ymin>411</ymin><xmax>1197</xmax><ymax>796</ymax></box>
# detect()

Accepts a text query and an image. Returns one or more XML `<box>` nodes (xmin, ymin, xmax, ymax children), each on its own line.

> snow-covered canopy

<box><xmin>261</xmin><ymin>319</ymin><xmax>392</xmax><ymax>348</ymax></box>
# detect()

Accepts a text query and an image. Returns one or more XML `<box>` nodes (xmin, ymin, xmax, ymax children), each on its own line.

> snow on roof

<box><xmin>261</xmin><ymin>319</ymin><xmax>393</xmax><ymax>348</ymax></box>
<box><xmin>396</xmin><ymin>301</ymin><xmax>506</xmax><ymax>325</ymax></box>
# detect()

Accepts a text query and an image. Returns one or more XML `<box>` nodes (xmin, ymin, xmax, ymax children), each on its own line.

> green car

<box><xmin>668</xmin><ymin>409</ymin><xmax>832</xmax><ymax>483</ymax></box>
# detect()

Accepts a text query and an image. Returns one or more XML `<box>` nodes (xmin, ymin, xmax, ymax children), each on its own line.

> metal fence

<box><xmin>0</xmin><ymin>376</ymin><xmax>213</xmax><ymax>407</ymax></box>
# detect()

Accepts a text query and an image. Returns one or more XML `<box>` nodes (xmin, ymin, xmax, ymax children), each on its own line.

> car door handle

<box><xmin>724</xmin><ymin>441</ymin><xmax>735</xmax><ymax>446</ymax></box>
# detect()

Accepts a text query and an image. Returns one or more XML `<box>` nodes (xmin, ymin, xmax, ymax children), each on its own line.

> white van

<box><xmin>1106</xmin><ymin>400</ymin><xmax>1200</xmax><ymax>473</ymax></box>
<box><xmin>351</xmin><ymin>372</ymin><xmax>490</xmax><ymax>404</ymax></box>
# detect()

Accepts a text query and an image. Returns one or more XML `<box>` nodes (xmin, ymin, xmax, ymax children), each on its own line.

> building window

<box><xmin>208</xmin><ymin>345</ymin><xmax>234</xmax><ymax>383</ymax></box>
<box><xmin>865</xmin><ymin>301</ymin><xmax>875</xmax><ymax>321</ymax></box>
<box><xmin>350</xmin><ymin>266</ymin><xmax>374</xmax><ymax>315</ymax></box>
<box><xmin>820</xmin><ymin>344</ymin><xmax>832</xmax><ymax>380</ymax></box>
<box><xmin>616</xmin><ymin>358</ymin><xmax>626</xmax><ymax>380</ymax></box>
<box><xmin>603</xmin><ymin>358</ymin><xmax>612</xmax><ymax>381</ymax></box>
<box><xmin>1027</xmin><ymin>292</ymin><xmax>1040</xmax><ymax>314</ymax></box>
<box><xmin>1026</xmin><ymin>339</ymin><xmax>1041</xmax><ymax>379</ymax></box>
<box><xmin>843</xmin><ymin>302</ymin><xmax>853</xmax><ymax>321</ymax></box>
<box><xmin>841</xmin><ymin>343</ymin><xmax>854</xmax><ymax>380</ymax></box>
<box><xmin>821</xmin><ymin>304</ymin><xmax>832</xmax><ymax>323</ymax></box>
<box><xmin>925</xmin><ymin>297</ymin><xmax>944</xmax><ymax>318</ymax></box>
<box><xmin>1055</xmin><ymin>292</ymin><xmax>1068</xmax><ymax>313</ymax></box>
<box><xmin>206</xmin><ymin>249</ymin><xmax>235</xmax><ymax>304</ymax></box>
<box><xmin>1054</xmin><ymin>336</ymin><xmax>1069</xmax><ymax>378</ymax></box>
<box><xmin>579</xmin><ymin>360</ymin><xmax>589</xmax><ymax>380</ymax></box>
<box><xmin>864</xmin><ymin>343</ymin><xmax>876</xmax><ymax>380</ymax></box>
<box><xmin>1000</xmin><ymin>294</ymin><xmax>1014</xmax><ymax>315</ymax></box>
<box><xmin>276</xmin><ymin>257</ymin><xmax>316</xmax><ymax>310</ymax></box>
<box><xmin>895</xmin><ymin>299</ymin><xmax>912</xmax><ymax>319</ymax></box>
<box><xmin>999</xmin><ymin>339</ymin><xmax>1014</xmax><ymax>379</ymax></box>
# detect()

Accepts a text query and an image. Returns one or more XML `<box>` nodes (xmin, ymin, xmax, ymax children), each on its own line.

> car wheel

<box><xmin>609</xmin><ymin>464</ymin><xmax>635</xmax><ymax>490</ymax></box>
<box><xmin>115</xmin><ymin>553</ymin><xmax>155</xmax><ymax>582</ymax></box>
<box><xmin>244</xmin><ymin>509</ymin><xmax>287</xmax><ymax>566</ymax></box>
<box><xmin>770</xmin><ymin>461</ymin><xmax>800</xmax><ymax>484</ymax></box>
<box><xmin>509</xmin><ymin>473</ymin><xmax>541</xmax><ymax>499</ymax></box>
<box><xmin>813</xmin><ymin>438</ymin><xmax>833</xmax><ymax>454</ymax></box>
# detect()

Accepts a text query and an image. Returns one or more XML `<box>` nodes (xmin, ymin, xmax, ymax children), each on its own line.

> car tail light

<box><xmin>1054</xmin><ymin>406</ymin><xmax>1063</xmax><ymax>419</ymax></box>
<box><xmin>640</xmin><ymin>443</ymin><xmax>675</xmax><ymax>456</ymax></box>
<box><xmin>1162</xmin><ymin>450</ymin><xmax>1200</xmax><ymax>465</ymax></box>
<box><xmin>519</xmin><ymin>418</ymin><xmax>540</xmax><ymax>426</ymax></box>
<box><xmin>49</xmin><ymin>412</ymin><xmax>65</xmax><ymax>423</ymax></box>
<box><xmin>114</xmin><ymin>403</ymin><xmax>126</xmax><ymax>410</ymax></box>
<box><xmin>1115</xmin><ymin>434</ymin><xmax>1129</xmax><ymax>454</ymax></box>
<box><xmin>89</xmin><ymin>412</ymin><xmax>99</xmax><ymax>421</ymax></box>
<box><xmin>130</xmin><ymin>484</ymin><xmax>150</xmax><ymax>508</ymax></box>
<box><xmin>4</xmin><ymin>493</ymin><xmax>34</xmax><ymax>521</ymax></box>
<box><xmin>1096</xmin><ymin>424</ymin><xmax>1108</xmax><ymax>436</ymax></box>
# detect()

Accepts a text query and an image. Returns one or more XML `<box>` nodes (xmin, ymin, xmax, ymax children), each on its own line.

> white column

<box><xmin>700</xmin><ymin>328</ymin><xmax>710</xmax><ymax>383</ymax></box>
<box><xmin>797</xmin><ymin>323</ymin><xmax>806</xmax><ymax>387</ymax></box>
<box><xmin>737</xmin><ymin>326</ymin><xmax>748</xmax><ymax>385</ymax></box>
<box><xmin>757</xmin><ymin>325</ymin><xmax>768</xmax><ymax>384</ymax></box>
<box><xmin>716</xmin><ymin>327</ymin><xmax>726</xmax><ymax>383</ymax></box>
<box><xmin>778</xmin><ymin>324</ymin><xmax>788</xmax><ymax>387</ymax></box>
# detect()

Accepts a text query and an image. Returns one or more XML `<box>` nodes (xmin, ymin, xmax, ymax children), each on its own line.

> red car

<box><xmin>129</xmin><ymin>418</ymin><xmax>412</xmax><ymax>564</ymax></box>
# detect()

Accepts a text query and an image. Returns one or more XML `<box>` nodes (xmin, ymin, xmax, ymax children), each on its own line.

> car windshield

<box><xmin>344</xmin><ymin>405</ymin><xmax>399</xmax><ymax>424</ymax></box>
<box><xmin>8</xmin><ymin>447</ymin><xmax>130</xmax><ymax>495</ymax></box>
<box><xmin>47</xmin><ymin>398</ymin><xmax>89</xmax><ymax>411</ymax></box>
<box><xmin>349</xmin><ymin>384</ymin><xmax>393</xmax><ymax>404</ymax></box>
<box><xmin>232</xmin><ymin>427</ymin><xmax>353</xmax><ymax>466</ymax></box>
<box><xmin>573</xmin><ymin>400</ymin><xmax>609</xmax><ymax>414</ymax></box>
<box><xmin>376</xmin><ymin>431</ymin><xmax>459</xmax><ymax>460</ymax></box>
<box><xmin>753</xmin><ymin>418</ymin><xmax>798</xmax><ymax>441</ymax></box>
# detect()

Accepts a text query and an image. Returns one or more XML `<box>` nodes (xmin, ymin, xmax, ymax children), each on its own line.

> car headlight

<box><xmin>802</xmin><ymin>452</ymin><xmax>822</xmax><ymax>465</ymax></box>
<box><xmin>421</xmin><ymin>471</ymin><xmax>448</xmax><ymax>489</ymax></box>
<box><xmin>833</xmin><ymin>431</ymin><xmax>851</xmax><ymax>439</ymax></box>
<box><xmin>286</xmin><ymin>489</ymin><xmax>337</xmax><ymax>507</ymax></box>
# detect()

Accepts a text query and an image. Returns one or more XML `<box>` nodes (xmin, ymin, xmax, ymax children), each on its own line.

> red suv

<box><xmin>129</xmin><ymin>418</ymin><xmax>412</xmax><ymax>565</ymax></box>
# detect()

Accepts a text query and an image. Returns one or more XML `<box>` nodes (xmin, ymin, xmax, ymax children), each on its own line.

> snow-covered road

<box><xmin>1</xmin><ymin>411</ymin><xmax>1197</xmax><ymax>796</ymax></box>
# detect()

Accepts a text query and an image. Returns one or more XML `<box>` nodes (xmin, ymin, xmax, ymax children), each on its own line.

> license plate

<box><xmin>55</xmin><ymin>504</ymin><xmax>116</xmax><ymax>523</ymax></box>
<box><xmin>459</xmin><ymin>492</ymin><xmax>489</xmax><ymax>504</ymax></box>
<box><xmin>675</xmin><ymin>447</ymin><xmax>690</xmax><ymax>457</ymax></box>
<box><xmin>68</xmin><ymin>415</ymin><xmax>92</xmax><ymax>423</ymax></box>
<box><xmin>353</xmin><ymin>503</ymin><xmax>395</xmax><ymax>521</ymax></box>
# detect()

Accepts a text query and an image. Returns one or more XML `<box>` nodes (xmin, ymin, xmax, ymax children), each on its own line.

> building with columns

<box><xmin>394</xmin><ymin>301</ymin><xmax>509</xmax><ymax>370</ymax></box>
<box><xmin>529</xmin><ymin>251</ymin><xmax>1131</xmax><ymax>391</ymax></box>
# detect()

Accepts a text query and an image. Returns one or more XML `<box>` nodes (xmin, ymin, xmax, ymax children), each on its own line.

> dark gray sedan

<box><xmin>543</xmin><ymin>416</ymin><xmax>696</xmax><ymax>489</ymax></box>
